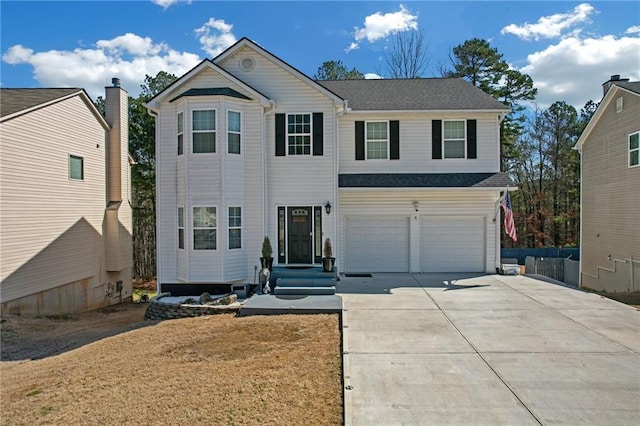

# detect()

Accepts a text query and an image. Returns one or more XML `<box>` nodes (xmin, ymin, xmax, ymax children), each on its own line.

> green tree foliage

<box><xmin>443</xmin><ymin>38</ymin><xmax>537</xmax><ymax>170</ymax></box>
<box><xmin>314</xmin><ymin>60</ymin><xmax>364</xmax><ymax>80</ymax></box>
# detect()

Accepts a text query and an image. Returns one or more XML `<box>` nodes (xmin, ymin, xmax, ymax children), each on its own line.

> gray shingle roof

<box><xmin>169</xmin><ymin>87</ymin><xmax>252</xmax><ymax>102</ymax></box>
<box><xmin>0</xmin><ymin>88</ymin><xmax>82</xmax><ymax>118</ymax></box>
<box><xmin>614</xmin><ymin>81</ymin><xmax>640</xmax><ymax>95</ymax></box>
<box><xmin>318</xmin><ymin>78</ymin><xmax>509</xmax><ymax>111</ymax></box>
<box><xmin>339</xmin><ymin>173</ymin><xmax>514</xmax><ymax>188</ymax></box>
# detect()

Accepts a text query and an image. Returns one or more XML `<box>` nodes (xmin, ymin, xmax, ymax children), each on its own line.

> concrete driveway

<box><xmin>338</xmin><ymin>273</ymin><xmax>639</xmax><ymax>425</ymax></box>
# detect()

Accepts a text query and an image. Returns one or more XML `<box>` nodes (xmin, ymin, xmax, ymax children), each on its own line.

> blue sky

<box><xmin>2</xmin><ymin>1</ymin><xmax>639</xmax><ymax>110</ymax></box>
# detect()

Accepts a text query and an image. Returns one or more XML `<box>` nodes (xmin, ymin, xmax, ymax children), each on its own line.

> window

<box><xmin>630</xmin><ymin>132</ymin><xmax>639</xmax><ymax>167</ymax></box>
<box><xmin>192</xmin><ymin>110</ymin><xmax>216</xmax><ymax>153</ymax></box>
<box><xmin>443</xmin><ymin>120</ymin><xmax>466</xmax><ymax>159</ymax></box>
<box><xmin>178</xmin><ymin>207</ymin><xmax>184</xmax><ymax>249</ymax></box>
<box><xmin>69</xmin><ymin>155</ymin><xmax>84</xmax><ymax>180</ymax></box>
<box><xmin>616</xmin><ymin>97</ymin><xmax>623</xmax><ymax>113</ymax></box>
<box><xmin>177</xmin><ymin>112</ymin><xmax>184</xmax><ymax>155</ymax></box>
<box><xmin>287</xmin><ymin>113</ymin><xmax>311</xmax><ymax>155</ymax></box>
<box><xmin>228</xmin><ymin>111</ymin><xmax>241</xmax><ymax>154</ymax></box>
<box><xmin>228</xmin><ymin>207</ymin><xmax>242</xmax><ymax>249</ymax></box>
<box><xmin>366</xmin><ymin>121</ymin><xmax>388</xmax><ymax>159</ymax></box>
<box><xmin>193</xmin><ymin>207</ymin><xmax>216</xmax><ymax>250</ymax></box>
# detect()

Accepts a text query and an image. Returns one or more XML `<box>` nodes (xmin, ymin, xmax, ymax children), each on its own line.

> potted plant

<box><xmin>260</xmin><ymin>236</ymin><xmax>273</xmax><ymax>271</ymax></box>
<box><xmin>322</xmin><ymin>238</ymin><xmax>335</xmax><ymax>273</ymax></box>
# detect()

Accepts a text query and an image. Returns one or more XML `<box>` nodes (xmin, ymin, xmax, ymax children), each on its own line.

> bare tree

<box><xmin>383</xmin><ymin>30</ymin><xmax>429</xmax><ymax>78</ymax></box>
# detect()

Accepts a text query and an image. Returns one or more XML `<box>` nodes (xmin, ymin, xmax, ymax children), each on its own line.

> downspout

<box><xmin>263</xmin><ymin>100</ymin><xmax>277</xmax><ymax>250</ymax></box>
<box><xmin>578</xmin><ymin>146</ymin><xmax>583</xmax><ymax>288</ymax></box>
<box><xmin>335</xmin><ymin>100</ymin><xmax>347</xmax><ymax>273</ymax></box>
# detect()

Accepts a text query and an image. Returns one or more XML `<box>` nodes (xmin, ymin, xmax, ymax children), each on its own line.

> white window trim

<box><xmin>227</xmin><ymin>109</ymin><xmax>242</xmax><ymax>155</ymax></box>
<box><xmin>178</xmin><ymin>207</ymin><xmax>185</xmax><ymax>250</ymax></box>
<box><xmin>68</xmin><ymin>154</ymin><xmax>84</xmax><ymax>180</ymax></box>
<box><xmin>192</xmin><ymin>206</ymin><xmax>217</xmax><ymax>251</ymax></box>
<box><xmin>228</xmin><ymin>206</ymin><xmax>242</xmax><ymax>250</ymax></box>
<box><xmin>177</xmin><ymin>111</ymin><xmax>184</xmax><ymax>156</ymax></box>
<box><xmin>286</xmin><ymin>112</ymin><xmax>312</xmax><ymax>156</ymax></box>
<box><xmin>365</xmin><ymin>120</ymin><xmax>389</xmax><ymax>160</ymax></box>
<box><xmin>192</xmin><ymin>108</ymin><xmax>217</xmax><ymax>154</ymax></box>
<box><xmin>442</xmin><ymin>119</ymin><xmax>467</xmax><ymax>159</ymax></box>
<box><xmin>629</xmin><ymin>131</ymin><xmax>639</xmax><ymax>168</ymax></box>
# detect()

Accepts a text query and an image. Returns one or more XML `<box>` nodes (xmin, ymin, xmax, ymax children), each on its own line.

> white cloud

<box><xmin>520</xmin><ymin>34</ymin><xmax>640</xmax><ymax>109</ymax></box>
<box><xmin>501</xmin><ymin>3</ymin><xmax>595</xmax><ymax>41</ymax></box>
<box><xmin>347</xmin><ymin>4</ymin><xmax>418</xmax><ymax>52</ymax></box>
<box><xmin>2</xmin><ymin>34</ymin><xmax>201</xmax><ymax>99</ymax></box>
<box><xmin>364</xmin><ymin>73</ymin><xmax>382</xmax><ymax>79</ymax></box>
<box><xmin>626</xmin><ymin>25</ymin><xmax>640</xmax><ymax>35</ymax></box>
<box><xmin>151</xmin><ymin>0</ymin><xmax>191</xmax><ymax>10</ymax></box>
<box><xmin>195</xmin><ymin>18</ymin><xmax>237</xmax><ymax>57</ymax></box>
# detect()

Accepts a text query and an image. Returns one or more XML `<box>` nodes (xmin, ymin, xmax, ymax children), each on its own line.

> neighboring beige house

<box><xmin>574</xmin><ymin>75</ymin><xmax>640</xmax><ymax>293</ymax></box>
<box><xmin>0</xmin><ymin>80</ymin><xmax>133</xmax><ymax>315</ymax></box>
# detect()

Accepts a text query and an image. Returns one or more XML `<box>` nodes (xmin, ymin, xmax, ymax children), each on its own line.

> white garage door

<box><xmin>421</xmin><ymin>216</ymin><xmax>485</xmax><ymax>272</ymax></box>
<box><xmin>346</xmin><ymin>217</ymin><xmax>410</xmax><ymax>273</ymax></box>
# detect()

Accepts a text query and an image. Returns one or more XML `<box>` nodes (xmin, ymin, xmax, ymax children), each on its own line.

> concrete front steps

<box><xmin>270</xmin><ymin>265</ymin><xmax>337</xmax><ymax>296</ymax></box>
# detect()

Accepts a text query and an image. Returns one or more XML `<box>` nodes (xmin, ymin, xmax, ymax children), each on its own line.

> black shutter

<box><xmin>390</xmin><ymin>120</ymin><xmax>400</xmax><ymax>160</ymax></box>
<box><xmin>355</xmin><ymin>121</ymin><xmax>365</xmax><ymax>160</ymax></box>
<box><xmin>313</xmin><ymin>112</ymin><xmax>323</xmax><ymax>156</ymax></box>
<box><xmin>467</xmin><ymin>119</ymin><xmax>477</xmax><ymax>159</ymax></box>
<box><xmin>275</xmin><ymin>113</ymin><xmax>286</xmax><ymax>156</ymax></box>
<box><xmin>432</xmin><ymin>120</ymin><xmax>442</xmax><ymax>159</ymax></box>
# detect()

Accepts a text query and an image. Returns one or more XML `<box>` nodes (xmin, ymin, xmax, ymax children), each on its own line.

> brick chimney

<box><xmin>602</xmin><ymin>74</ymin><xmax>630</xmax><ymax>96</ymax></box>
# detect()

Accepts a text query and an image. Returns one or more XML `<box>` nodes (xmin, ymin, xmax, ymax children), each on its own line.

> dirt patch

<box><xmin>1</xmin><ymin>310</ymin><xmax>342</xmax><ymax>425</ymax></box>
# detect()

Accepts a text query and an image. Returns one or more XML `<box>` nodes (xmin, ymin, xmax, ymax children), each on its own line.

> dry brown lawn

<box><xmin>1</xmin><ymin>312</ymin><xmax>342</xmax><ymax>425</ymax></box>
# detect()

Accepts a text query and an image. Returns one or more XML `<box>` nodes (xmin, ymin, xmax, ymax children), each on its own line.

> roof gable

<box><xmin>575</xmin><ymin>82</ymin><xmax>640</xmax><ymax>150</ymax></box>
<box><xmin>318</xmin><ymin>79</ymin><xmax>509</xmax><ymax>112</ymax></box>
<box><xmin>213</xmin><ymin>37</ymin><xmax>344</xmax><ymax>107</ymax></box>
<box><xmin>0</xmin><ymin>88</ymin><xmax>108</xmax><ymax>129</ymax></box>
<box><xmin>145</xmin><ymin>59</ymin><xmax>271</xmax><ymax>110</ymax></box>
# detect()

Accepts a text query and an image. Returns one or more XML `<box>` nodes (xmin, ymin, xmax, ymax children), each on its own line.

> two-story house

<box><xmin>145</xmin><ymin>38</ymin><xmax>512</xmax><ymax>294</ymax></box>
<box><xmin>574</xmin><ymin>75</ymin><xmax>640</xmax><ymax>293</ymax></box>
<box><xmin>0</xmin><ymin>80</ymin><xmax>133</xmax><ymax>315</ymax></box>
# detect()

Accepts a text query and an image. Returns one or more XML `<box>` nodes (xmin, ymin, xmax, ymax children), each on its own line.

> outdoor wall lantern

<box><xmin>325</xmin><ymin>201</ymin><xmax>332</xmax><ymax>214</ymax></box>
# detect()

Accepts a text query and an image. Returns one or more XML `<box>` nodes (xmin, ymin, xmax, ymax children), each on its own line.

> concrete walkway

<box><xmin>338</xmin><ymin>273</ymin><xmax>640</xmax><ymax>425</ymax></box>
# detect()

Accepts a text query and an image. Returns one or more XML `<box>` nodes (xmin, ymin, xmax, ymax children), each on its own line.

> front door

<box><xmin>288</xmin><ymin>207</ymin><xmax>312</xmax><ymax>264</ymax></box>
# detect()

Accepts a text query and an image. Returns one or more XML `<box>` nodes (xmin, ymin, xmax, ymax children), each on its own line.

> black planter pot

<box><xmin>322</xmin><ymin>257</ymin><xmax>335</xmax><ymax>273</ymax></box>
<box><xmin>260</xmin><ymin>257</ymin><xmax>274</xmax><ymax>271</ymax></box>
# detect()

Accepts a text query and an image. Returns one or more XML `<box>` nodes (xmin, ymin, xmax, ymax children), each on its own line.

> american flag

<box><xmin>501</xmin><ymin>190</ymin><xmax>517</xmax><ymax>242</ymax></box>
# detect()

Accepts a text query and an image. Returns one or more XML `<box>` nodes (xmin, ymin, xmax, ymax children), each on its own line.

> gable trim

<box><xmin>145</xmin><ymin>59</ymin><xmax>272</xmax><ymax>111</ymax></box>
<box><xmin>575</xmin><ymin>84</ymin><xmax>640</xmax><ymax>151</ymax></box>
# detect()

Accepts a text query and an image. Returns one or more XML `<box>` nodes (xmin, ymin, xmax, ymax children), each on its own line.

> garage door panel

<box><xmin>421</xmin><ymin>216</ymin><xmax>485</xmax><ymax>272</ymax></box>
<box><xmin>347</xmin><ymin>217</ymin><xmax>409</xmax><ymax>273</ymax></box>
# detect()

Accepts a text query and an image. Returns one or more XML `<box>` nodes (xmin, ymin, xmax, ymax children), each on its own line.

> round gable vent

<box><xmin>239</xmin><ymin>56</ymin><xmax>255</xmax><ymax>71</ymax></box>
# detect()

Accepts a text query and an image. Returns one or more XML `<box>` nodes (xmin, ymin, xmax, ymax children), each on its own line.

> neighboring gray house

<box><xmin>574</xmin><ymin>75</ymin><xmax>640</xmax><ymax>293</ymax></box>
<box><xmin>0</xmin><ymin>80</ymin><xmax>133</xmax><ymax>315</ymax></box>
<box><xmin>146</xmin><ymin>38</ymin><xmax>512</xmax><ymax>294</ymax></box>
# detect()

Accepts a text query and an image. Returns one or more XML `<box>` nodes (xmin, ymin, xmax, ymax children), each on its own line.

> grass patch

<box><xmin>132</xmin><ymin>288</ymin><xmax>157</xmax><ymax>303</ymax></box>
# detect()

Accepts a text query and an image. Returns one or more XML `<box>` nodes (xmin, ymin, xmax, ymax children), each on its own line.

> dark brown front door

<box><xmin>288</xmin><ymin>207</ymin><xmax>312</xmax><ymax>263</ymax></box>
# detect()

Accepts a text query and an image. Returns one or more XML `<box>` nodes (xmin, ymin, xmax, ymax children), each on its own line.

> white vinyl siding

<box><xmin>338</xmin><ymin>113</ymin><xmax>500</xmax><ymax>173</ymax></box>
<box><xmin>366</xmin><ymin>121</ymin><xmax>388</xmax><ymax>160</ymax></box>
<box><xmin>192</xmin><ymin>109</ymin><xmax>216</xmax><ymax>153</ymax></box>
<box><xmin>227</xmin><ymin>110</ymin><xmax>241</xmax><ymax>154</ymax></box>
